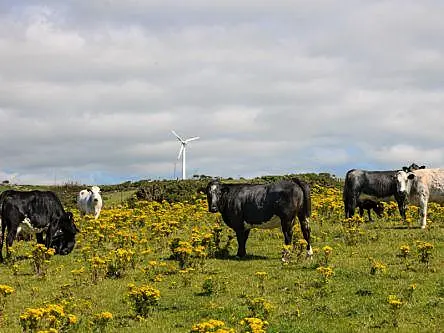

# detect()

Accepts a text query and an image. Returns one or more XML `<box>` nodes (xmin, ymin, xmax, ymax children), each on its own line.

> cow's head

<box><xmin>374</xmin><ymin>201</ymin><xmax>384</xmax><ymax>218</ymax></box>
<box><xmin>403</xmin><ymin>163</ymin><xmax>425</xmax><ymax>172</ymax></box>
<box><xmin>396</xmin><ymin>170</ymin><xmax>415</xmax><ymax>197</ymax></box>
<box><xmin>52</xmin><ymin>211</ymin><xmax>80</xmax><ymax>255</ymax></box>
<box><xmin>51</xmin><ymin>229</ymin><xmax>76</xmax><ymax>255</ymax></box>
<box><xmin>90</xmin><ymin>186</ymin><xmax>102</xmax><ymax>204</ymax></box>
<box><xmin>206</xmin><ymin>181</ymin><xmax>222</xmax><ymax>213</ymax></box>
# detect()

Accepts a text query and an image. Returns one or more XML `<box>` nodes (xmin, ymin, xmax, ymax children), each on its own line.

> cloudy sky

<box><xmin>0</xmin><ymin>0</ymin><xmax>443</xmax><ymax>185</ymax></box>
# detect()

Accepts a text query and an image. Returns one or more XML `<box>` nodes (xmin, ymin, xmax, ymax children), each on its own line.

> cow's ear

<box><xmin>420</xmin><ymin>165</ymin><xmax>425</xmax><ymax>169</ymax></box>
<box><xmin>407</xmin><ymin>174</ymin><xmax>415</xmax><ymax>180</ymax></box>
<box><xmin>402</xmin><ymin>166</ymin><xmax>409</xmax><ymax>172</ymax></box>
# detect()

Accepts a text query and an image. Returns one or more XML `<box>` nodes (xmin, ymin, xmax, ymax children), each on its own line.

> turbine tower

<box><xmin>171</xmin><ymin>130</ymin><xmax>200</xmax><ymax>180</ymax></box>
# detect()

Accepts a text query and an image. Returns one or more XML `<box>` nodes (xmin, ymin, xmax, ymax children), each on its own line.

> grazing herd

<box><xmin>0</xmin><ymin>186</ymin><xmax>101</xmax><ymax>262</ymax></box>
<box><xmin>0</xmin><ymin>164</ymin><xmax>442</xmax><ymax>261</ymax></box>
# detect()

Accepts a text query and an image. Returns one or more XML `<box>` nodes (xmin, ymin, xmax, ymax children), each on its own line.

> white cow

<box><xmin>396</xmin><ymin>168</ymin><xmax>444</xmax><ymax>229</ymax></box>
<box><xmin>77</xmin><ymin>186</ymin><xmax>103</xmax><ymax>219</ymax></box>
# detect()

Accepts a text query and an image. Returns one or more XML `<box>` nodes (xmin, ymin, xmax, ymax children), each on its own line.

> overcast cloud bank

<box><xmin>0</xmin><ymin>1</ymin><xmax>443</xmax><ymax>185</ymax></box>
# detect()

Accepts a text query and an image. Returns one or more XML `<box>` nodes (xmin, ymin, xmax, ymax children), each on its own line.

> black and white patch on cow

<box><xmin>0</xmin><ymin>190</ymin><xmax>79</xmax><ymax>262</ymax></box>
<box><xmin>205</xmin><ymin>178</ymin><xmax>312</xmax><ymax>258</ymax></box>
<box><xmin>396</xmin><ymin>168</ymin><xmax>444</xmax><ymax>229</ymax></box>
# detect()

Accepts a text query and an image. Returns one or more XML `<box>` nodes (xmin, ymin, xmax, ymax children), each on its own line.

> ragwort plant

<box><xmin>92</xmin><ymin>311</ymin><xmax>113</xmax><ymax>332</ymax></box>
<box><xmin>30</xmin><ymin>243</ymin><xmax>55</xmax><ymax>277</ymax></box>
<box><xmin>190</xmin><ymin>319</ymin><xmax>234</xmax><ymax>333</ymax></box>
<box><xmin>415</xmin><ymin>241</ymin><xmax>434</xmax><ymax>268</ymax></box>
<box><xmin>0</xmin><ymin>284</ymin><xmax>14</xmax><ymax>313</ymax></box>
<box><xmin>19</xmin><ymin>303</ymin><xmax>77</xmax><ymax>332</ymax></box>
<box><xmin>127</xmin><ymin>283</ymin><xmax>161</xmax><ymax>318</ymax></box>
<box><xmin>240</xmin><ymin>317</ymin><xmax>269</xmax><ymax>333</ymax></box>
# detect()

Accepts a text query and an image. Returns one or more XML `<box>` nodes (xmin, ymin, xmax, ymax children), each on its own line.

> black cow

<box><xmin>205</xmin><ymin>178</ymin><xmax>312</xmax><ymax>258</ymax></box>
<box><xmin>0</xmin><ymin>190</ymin><xmax>79</xmax><ymax>262</ymax></box>
<box><xmin>356</xmin><ymin>198</ymin><xmax>384</xmax><ymax>221</ymax></box>
<box><xmin>343</xmin><ymin>163</ymin><xmax>425</xmax><ymax>219</ymax></box>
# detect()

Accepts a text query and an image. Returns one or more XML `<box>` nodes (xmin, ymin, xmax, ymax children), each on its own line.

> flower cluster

<box><xmin>415</xmin><ymin>241</ymin><xmax>434</xmax><ymax>265</ymax></box>
<box><xmin>316</xmin><ymin>266</ymin><xmax>335</xmax><ymax>283</ymax></box>
<box><xmin>240</xmin><ymin>317</ymin><xmax>269</xmax><ymax>333</ymax></box>
<box><xmin>30</xmin><ymin>244</ymin><xmax>55</xmax><ymax>276</ymax></box>
<box><xmin>190</xmin><ymin>319</ymin><xmax>234</xmax><ymax>333</ymax></box>
<box><xmin>19</xmin><ymin>303</ymin><xmax>77</xmax><ymax>332</ymax></box>
<box><xmin>127</xmin><ymin>284</ymin><xmax>161</xmax><ymax>318</ymax></box>
<box><xmin>369</xmin><ymin>258</ymin><xmax>387</xmax><ymax>275</ymax></box>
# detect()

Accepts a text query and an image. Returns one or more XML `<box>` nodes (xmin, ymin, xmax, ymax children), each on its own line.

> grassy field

<box><xmin>0</xmin><ymin>185</ymin><xmax>442</xmax><ymax>332</ymax></box>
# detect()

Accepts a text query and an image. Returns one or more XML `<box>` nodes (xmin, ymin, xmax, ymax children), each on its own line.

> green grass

<box><xmin>0</xmin><ymin>199</ymin><xmax>443</xmax><ymax>332</ymax></box>
<box><xmin>102</xmin><ymin>190</ymin><xmax>137</xmax><ymax>206</ymax></box>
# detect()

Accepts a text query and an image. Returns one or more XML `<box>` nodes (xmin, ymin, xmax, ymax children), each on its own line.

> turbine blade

<box><xmin>171</xmin><ymin>130</ymin><xmax>183</xmax><ymax>142</ymax></box>
<box><xmin>185</xmin><ymin>136</ymin><xmax>200</xmax><ymax>142</ymax></box>
<box><xmin>177</xmin><ymin>144</ymin><xmax>184</xmax><ymax>159</ymax></box>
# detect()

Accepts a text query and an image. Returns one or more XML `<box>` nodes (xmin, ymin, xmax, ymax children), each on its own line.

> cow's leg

<box><xmin>36</xmin><ymin>232</ymin><xmax>44</xmax><ymax>244</ymax></box>
<box><xmin>367</xmin><ymin>209</ymin><xmax>373</xmax><ymax>222</ymax></box>
<box><xmin>394</xmin><ymin>193</ymin><xmax>407</xmax><ymax>221</ymax></box>
<box><xmin>235</xmin><ymin>228</ymin><xmax>250</xmax><ymax>258</ymax></box>
<box><xmin>346</xmin><ymin>194</ymin><xmax>358</xmax><ymax>218</ymax></box>
<box><xmin>281</xmin><ymin>219</ymin><xmax>294</xmax><ymax>245</ymax></box>
<box><xmin>6</xmin><ymin>225</ymin><xmax>18</xmax><ymax>259</ymax></box>
<box><xmin>45</xmin><ymin>226</ymin><xmax>53</xmax><ymax>250</ymax></box>
<box><xmin>358</xmin><ymin>206</ymin><xmax>364</xmax><ymax>217</ymax></box>
<box><xmin>419</xmin><ymin>195</ymin><xmax>428</xmax><ymax>229</ymax></box>
<box><xmin>0</xmin><ymin>220</ymin><xmax>5</xmax><ymax>262</ymax></box>
<box><xmin>345</xmin><ymin>196</ymin><xmax>355</xmax><ymax>218</ymax></box>
<box><xmin>297</xmin><ymin>213</ymin><xmax>312</xmax><ymax>256</ymax></box>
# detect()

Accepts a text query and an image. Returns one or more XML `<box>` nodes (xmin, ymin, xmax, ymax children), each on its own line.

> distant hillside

<box><xmin>0</xmin><ymin>173</ymin><xmax>343</xmax><ymax>208</ymax></box>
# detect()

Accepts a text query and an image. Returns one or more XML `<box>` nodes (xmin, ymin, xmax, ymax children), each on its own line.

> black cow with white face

<box><xmin>0</xmin><ymin>190</ymin><xmax>79</xmax><ymax>262</ymax></box>
<box><xmin>205</xmin><ymin>178</ymin><xmax>312</xmax><ymax>258</ymax></box>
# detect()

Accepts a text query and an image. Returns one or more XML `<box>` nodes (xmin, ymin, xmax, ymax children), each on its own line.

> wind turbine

<box><xmin>171</xmin><ymin>130</ymin><xmax>200</xmax><ymax>180</ymax></box>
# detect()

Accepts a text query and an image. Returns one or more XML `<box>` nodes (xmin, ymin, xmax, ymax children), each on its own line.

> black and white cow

<box><xmin>0</xmin><ymin>190</ymin><xmax>79</xmax><ymax>262</ymax></box>
<box><xmin>205</xmin><ymin>178</ymin><xmax>312</xmax><ymax>258</ymax></box>
<box><xmin>343</xmin><ymin>163</ymin><xmax>425</xmax><ymax>219</ymax></box>
<box><xmin>396</xmin><ymin>168</ymin><xmax>444</xmax><ymax>229</ymax></box>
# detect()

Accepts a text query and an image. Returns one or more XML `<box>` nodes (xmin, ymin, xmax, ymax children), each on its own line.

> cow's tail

<box><xmin>343</xmin><ymin>169</ymin><xmax>355</xmax><ymax>218</ymax></box>
<box><xmin>292</xmin><ymin>178</ymin><xmax>311</xmax><ymax>219</ymax></box>
<box><xmin>0</xmin><ymin>190</ymin><xmax>7</xmax><ymax>222</ymax></box>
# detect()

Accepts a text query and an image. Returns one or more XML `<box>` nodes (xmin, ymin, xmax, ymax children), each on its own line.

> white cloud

<box><xmin>0</xmin><ymin>1</ymin><xmax>443</xmax><ymax>184</ymax></box>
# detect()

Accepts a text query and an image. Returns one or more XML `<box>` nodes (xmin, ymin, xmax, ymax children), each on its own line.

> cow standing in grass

<box><xmin>0</xmin><ymin>190</ymin><xmax>79</xmax><ymax>262</ymax></box>
<box><xmin>343</xmin><ymin>163</ymin><xmax>425</xmax><ymax>219</ymax></box>
<box><xmin>77</xmin><ymin>186</ymin><xmax>103</xmax><ymax>219</ymax></box>
<box><xmin>205</xmin><ymin>178</ymin><xmax>312</xmax><ymax>258</ymax></box>
<box><xmin>356</xmin><ymin>198</ymin><xmax>384</xmax><ymax>221</ymax></box>
<box><xmin>396</xmin><ymin>168</ymin><xmax>444</xmax><ymax>229</ymax></box>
